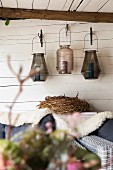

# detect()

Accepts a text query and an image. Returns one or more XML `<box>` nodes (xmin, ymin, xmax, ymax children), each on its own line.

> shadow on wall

<box><xmin>90</xmin><ymin>104</ymin><xmax>103</xmax><ymax>112</ymax></box>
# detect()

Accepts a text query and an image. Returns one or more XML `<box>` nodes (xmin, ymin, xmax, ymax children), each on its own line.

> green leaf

<box><xmin>5</xmin><ymin>19</ymin><xmax>10</xmax><ymax>26</ymax></box>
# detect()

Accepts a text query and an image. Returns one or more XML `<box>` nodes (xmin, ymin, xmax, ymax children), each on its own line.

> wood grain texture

<box><xmin>1</xmin><ymin>7</ymin><xmax>113</xmax><ymax>23</ymax></box>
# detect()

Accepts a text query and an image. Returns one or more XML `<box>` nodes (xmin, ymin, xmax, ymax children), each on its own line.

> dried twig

<box><xmin>7</xmin><ymin>56</ymin><xmax>35</xmax><ymax>139</ymax></box>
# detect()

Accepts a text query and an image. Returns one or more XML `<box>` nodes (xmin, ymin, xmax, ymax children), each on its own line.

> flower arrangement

<box><xmin>0</xmin><ymin>128</ymin><xmax>101</xmax><ymax>170</ymax></box>
<box><xmin>0</xmin><ymin>57</ymin><xmax>101</xmax><ymax>170</ymax></box>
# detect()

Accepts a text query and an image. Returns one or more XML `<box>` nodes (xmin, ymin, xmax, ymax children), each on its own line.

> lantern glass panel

<box><xmin>31</xmin><ymin>53</ymin><xmax>49</xmax><ymax>81</ymax></box>
<box><xmin>81</xmin><ymin>50</ymin><xmax>101</xmax><ymax>79</ymax></box>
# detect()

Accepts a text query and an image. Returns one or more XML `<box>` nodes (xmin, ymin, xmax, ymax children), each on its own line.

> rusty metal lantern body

<box><xmin>31</xmin><ymin>53</ymin><xmax>49</xmax><ymax>81</ymax></box>
<box><xmin>81</xmin><ymin>50</ymin><xmax>101</xmax><ymax>79</ymax></box>
<box><xmin>56</xmin><ymin>26</ymin><xmax>74</xmax><ymax>74</ymax></box>
<box><xmin>57</xmin><ymin>45</ymin><xmax>73</xmax><ymax>74</ymax></box>
<box><xmin>30</xmin><ymin>32</ymin><xmax>49</xmax><ymax>81</ymax></box>
<box><xmin>81</xmin><ymin>27</ymin><xmax>101</xmax><ymax>79</ymax></box>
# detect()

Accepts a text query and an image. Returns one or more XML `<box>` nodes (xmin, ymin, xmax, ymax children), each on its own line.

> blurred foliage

<box><xmin>0</xmin><ymin>128</ymin><xmax>101</xmax><ymax>170</ymax></box>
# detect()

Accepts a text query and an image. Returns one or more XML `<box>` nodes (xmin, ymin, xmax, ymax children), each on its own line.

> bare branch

<box><xmin>7</xmin><ymin>56</ymin><xmax>17</xmax><ymax>77</ymax></box>
<box><xmin>7</xmin><ymin>57</ymin><xmax>35</xmax><ymax>139</ymax></box>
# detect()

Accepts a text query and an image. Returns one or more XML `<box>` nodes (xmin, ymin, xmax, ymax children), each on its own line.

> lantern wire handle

<box><xmin>32</xmin><ymin>35</ymin><xmax>46</xmax><ymax>55</ymax></box>
<box><xmin>59</xmin><ymin>25</ymin><xmax>71</xmax><ymax>47</ymax></box>
<box><xmin>83</xmin><ymin>28</ymin><xmax>98</xmax><ymax>52</ymax></box>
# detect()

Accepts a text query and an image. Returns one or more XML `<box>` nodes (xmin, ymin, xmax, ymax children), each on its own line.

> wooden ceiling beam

<box><xmin>0</xmin><ymin>7</ymin><xmax>113</xmax><ymax>23</ymax></box>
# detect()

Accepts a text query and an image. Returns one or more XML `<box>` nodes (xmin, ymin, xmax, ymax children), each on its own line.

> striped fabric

<box><xmin>73</xmin><ymin>138</ymin><xmax>87</xmax><ymax>150</ymax></box>
<box><xmin>78</xmin><ymin>135</ymin><xmax>113</xmax><ymax>170</ymax></box>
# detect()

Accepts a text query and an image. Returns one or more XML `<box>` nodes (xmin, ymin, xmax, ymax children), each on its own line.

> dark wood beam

<box><xmin>0</xmin><ymin>7</ymin><xmax>113</xmax><ymax>23</ymax></box>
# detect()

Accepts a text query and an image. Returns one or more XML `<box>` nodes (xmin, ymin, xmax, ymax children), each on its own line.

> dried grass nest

<box><xmin>38</xmin><ymin>94</ymin><xmax>90</xmax><ymax>114</ymax></box>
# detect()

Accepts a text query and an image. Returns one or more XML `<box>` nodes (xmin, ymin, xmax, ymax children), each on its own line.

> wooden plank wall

<box><xmin>0</xmin><ymin>19</ymin><xmax>113</xmax><ymax>112</ymax></box>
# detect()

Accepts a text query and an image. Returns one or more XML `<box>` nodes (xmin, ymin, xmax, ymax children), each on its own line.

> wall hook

<box><xmin>65</xmin><ymin>24</ymin><xmax>69</xmax><ymax>36</ymax></box>
<box><xmin>38</xmin><ymin>29</ymin><xmax>43</xmax><ymax>47</ymax></box>
<box><xmin>90</xmin><ymin>27</ymin><xmax>93</xmax><ymax>45</ymax></box>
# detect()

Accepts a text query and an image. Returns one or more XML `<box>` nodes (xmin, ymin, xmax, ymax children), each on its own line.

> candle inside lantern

<box><xmin>88</xmin><ymin>63</ymin><xmax>94</xmax><ymax>78</ymax></box>
<box><xmin>61</xmin><ymin>61</ymin><xmax>68</xmax><ymax>74</ymax></box>
<box><xmin>34</xmin><ymin>65</ymin><xmax>40</xmax><ymax>81</ymax></box>
<box><xmin>34</xmin><ymin>74</ymin><xmax>40</xmax><ymax>81</ymax></box>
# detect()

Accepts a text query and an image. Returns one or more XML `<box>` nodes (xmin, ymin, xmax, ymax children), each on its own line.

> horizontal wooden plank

<box><xmin>89</xmin><ymin>100</ymin><xmax>113</xmax><ymax>112</ymax></box>
<box><xmin>32</xmin><ymin>0</ymin><xmax>48</xmax><ymax>10</ymax></box>
<box><xmin>2</xmin><ymin>0</ymin><xmax>17</xmax><ymax>8</ymax></box>
<box><xmin>78</xmin><ymin>0</ymin><xmax>108</xmax><ymax>12</ymax></box>
<box><xmin>62</xmin><ymin>0</ymin><xmax>73</xmax><ymax>11</ymax></box>
<box><xmin>1</xmin><ymin>7</ymin><xmax>113</xmax><ymax>23</ymax></box>
<box><xmin>99</xmin><ymin>1</ymin><xmax>113</xmax><ymax>13</ymax></box>
<box><xmin>0</xmin><ymin>99</ymin><xmax>113</xmax><ymax>112</ymax></box>
<box><xmin>0</xmin><ymin>102</ymin><xmax>38</xmax><ymax>112</ymax></box>
<box><xmin>0</xmin><ymin>82</ymin><xmax>113</xmax><ymax>100</ymax></box>
<box><xmin>70</xmin><ymin>0</ymin><xmax>84</xmax><ymax>11</ymax></box>
<box><xmin>1</xmin><ymin>73</ymin><xmax>113</xmax><ymax>85</ymax></box>
<box><xmin>48</xmin><ymin>0</ymin><xmax>67</xmax><ymax>10</ymax></box>
<box><xmin>0</xmin><ymin>100</ymin><xmax>113</xmax><ymax>112</ymax></box>
<box><xmin>16</xmin><ymin>0</ymin><xmax>33</xmax><ymax>9</ymax></box>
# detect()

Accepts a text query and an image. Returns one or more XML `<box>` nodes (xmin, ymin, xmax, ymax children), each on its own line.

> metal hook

<box><xmin>0</xmin><ymin>0</ymin><xmax>3</xmax><ymax>7</ymax></box>
<box><xmin>15</xmin><ymin>0</ymin><xmax>18</xmax><ymax>8</ymax></box>
<box><xmin>38</xmin><ymin>29</ymin><xmax>43</xmax><ymax>47</ymax></box>
<box><xmin>46</xmin><ymin>0</ymin><xmax>51</xmax><ymax>10</ymax></box>
<box><xmin>90</xmin><ymin>27</ymin><xmax>93</xmax><ymax>45</ymax></box>
<box><xmin>32</xmin><ymin>0</ymin><xmax>35</xmax><ymax>9</ymax></box>
<box><xmin>65</xmin><ymin>24</ymin><xmax>69</xmax><ymax>36</ymax></box>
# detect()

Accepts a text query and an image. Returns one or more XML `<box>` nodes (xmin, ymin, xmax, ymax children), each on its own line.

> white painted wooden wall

<box><xmin>0</xmin><ymin>19</ymin><xmax>113</xmax><ymax>112</ymax></box>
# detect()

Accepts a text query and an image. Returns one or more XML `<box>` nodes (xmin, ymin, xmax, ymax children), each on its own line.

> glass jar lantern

<box><xmin>56</xmin><ymin>27</ymin><xmax>74</xmax><ymax>74</ymax></box>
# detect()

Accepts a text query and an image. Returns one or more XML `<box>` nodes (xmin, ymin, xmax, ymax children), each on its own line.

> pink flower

<box><xmin>45</xmin><ymin>122</ymin><xmax>53</xmax><ymax>134</ymax></box>
<box><xmin>0</xmin><ymin>153</ymin><xmax>21</xmax><ymax>170</ymax></box>
<box><xmin>66</xmin><ymin>112</ymin><xmax>81</xmax><ymax>128</ymax></box>
<box><xmin>0</xmin><ymin>154</ymin><xmax>6</xmax><ymax>170</ymax></box>
<box><xmin>67</xmin><ymin>161</ymin><xmax>84</xmax><ymax>170</ymax></box>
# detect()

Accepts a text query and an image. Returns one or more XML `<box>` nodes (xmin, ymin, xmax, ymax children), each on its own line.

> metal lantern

<box><xmin>81</xmin><ymin>27</ymin><xmax>101</xmax><ymax>79</ymax></box>
<box><xmin>81</xmin><ymin>50</ymin><xmax>101</xmax><ymax>79</ymax></box>
<box><xmin>31</xmin><ymin>53</ymin><xmax>49</xmax><ymax>81</ymax></box>
<box><xmin>56</xmin><ymin>26</ymin><xmax>74</xmax><ymax>74</ymax></box>
<box><xmin>30</xmin><ymin>30</ymin><xmax>49</xmax><ymax>81</ymax></box>
<box><xmin>57</xmin><ymin>45</ymin><xmax>73</xmax><ymax>74</ymax></box>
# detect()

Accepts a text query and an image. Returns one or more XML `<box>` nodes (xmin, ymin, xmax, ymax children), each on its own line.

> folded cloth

<box><xmin>78</xmin><ymin>135</ymin><xmax>113</xmax><ymax>170</ymax></box>
<box><xmin>77</xmin><ymin>111</ymin><xmax>113</xmax><ymax>137</ymax></box>
<box><xmin>0</xmin><ymin>109</ymin><xmax>78</xmax><ymax>136</ymax></box>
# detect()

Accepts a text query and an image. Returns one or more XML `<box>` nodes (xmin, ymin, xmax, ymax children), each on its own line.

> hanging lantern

<box><xmin>81</xmin><ymin>50</ymin><xmax>101</xmax><ymax>79</ymax></box>
<box><xmin>81</xmin><ymin>27</ymin><xmax>101</xmax><ymax>79</ymax></box>
<box><xmin>56</xmin><ymin>25</ymin><xmax>74</xmax><ymax>74</ymax></box>
<box><xmin>31</xmin><ymin>53</ymin><xmax>49</xmax><ymax>81</ymax></box>
<box><xmin>30</xmin><ymin>30</ymin><xmax>49</xmax><ymax>81</ymax></box>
